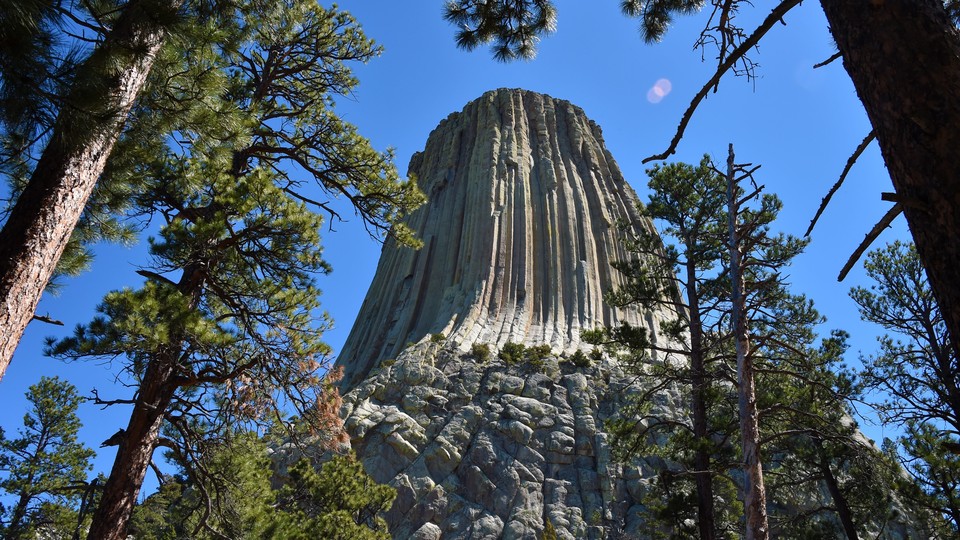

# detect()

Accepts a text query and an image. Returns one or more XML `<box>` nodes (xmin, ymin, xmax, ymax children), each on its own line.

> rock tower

<box><xmin>336</xmin><ymin>89</ymin><xmax>681</xmax><ymax>539</ymax></box>
<box><xmin>338</xmin><ymin>88</ymin><xmax>662</xmax><ymax>390</ymax></box>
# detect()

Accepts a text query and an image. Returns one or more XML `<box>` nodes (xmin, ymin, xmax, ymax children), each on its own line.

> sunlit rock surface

<box><xmin>337</xmin><ymin>89</ymin><xmax>661</xmax><ymax>390</ymax></box>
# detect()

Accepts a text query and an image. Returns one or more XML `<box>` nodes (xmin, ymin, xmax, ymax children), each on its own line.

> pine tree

<box><xmin>0</xmin><ymin>376</ymin><xmax>94</xmax><ymax>539</ymax></box>
<box><xmin>0</xmin><ymin>0</ymin><xmax>185</xmax><ymax>378</ymax></box>
<box><xmin>598</xmin><ymin>151</ymin><xmax>897</xmax><ymax>537</ymax></box>
<box><xmin>45</xmin><ymin>2</ymin><xmax>422</xmax><ymax>538</ymax></box>
<box><xmin>589</xmin><ymin>155</ymin><xmax>731</xmax><ymax>539</ymax></box>
<box><xmin>129</xmin><ymin>432</ymin><xmax>397</xmax><ymax>539</ymax></box>
<box><xmin>267</xmin><ymin>454</ymin><xmax>396</xmax><ymax>540</ymax></box>
<box><xmin>853</xmin><ymin>241</ymin><xmax>960</xmax><ymax>533</ymax></box>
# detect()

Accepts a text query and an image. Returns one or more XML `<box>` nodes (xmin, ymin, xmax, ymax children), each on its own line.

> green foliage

<box><xmin>470</xmin><ymin>342</ymin><xmax>491</xmax><ymax>363</ymax></box>
<box><xmin>130</xmin><ymin>433</ymin><xmax>396</xmax><ymax>539</ymax></box>
<box><xmin>0</xmin><ymin>376</ymin><xmax>94</xmax><ymax>539</ymax></box>
<box><xmin>620</xmin><ymin>0</ymin><xmax>706</xmax><ymax>43</ymax></box>
<box><xmin>524</xmin><ymin>344</ymin><xmax>552</xmax><ymax>368</ymax></box>
<box><xmin>568</xmin><ymin>349</ymin><xmax>591</xmax><ymax>368</ymax></box>
<box><xmin>499</xmin><ymin>341</ymin><xmax>526</xmax><ymax>365</ymax></box>
<box><xmin>542</xmin><ymin>518</ymin><xmax>558</xmax><ymax>540</ymax></box>
<box><xmin>443</xmin><ymin>0</ymin><xmax>558</xmax><ymax>61</ymax></box>
<box><xmin>267</xmin><ymin>455</ymin><xmax>396</xmax><ymax>540</ymax></box>
<box><xmin>430</xmin><ymin>332</ymin><xmax>447</xmax><ymax>343</ymax></box>
<box><xmin>851</xmin><ymin>241</ymin><xmax>960</xmax><ymax>532</ymax></box>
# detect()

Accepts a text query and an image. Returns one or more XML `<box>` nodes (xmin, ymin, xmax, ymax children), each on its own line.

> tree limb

<box><xmin>805</xmin><ymin>131</ymin><xmax>875</xmax><ymax>237</ymax></box>
<box><xmin>643</xmin><ymin>0</ymin><xmax>803</xmax><ymax>163</ymax></box>
<box><xmin>837</xmin><ymin>203</ymin><xmax>903</xmax><ymax>281</ymax></box>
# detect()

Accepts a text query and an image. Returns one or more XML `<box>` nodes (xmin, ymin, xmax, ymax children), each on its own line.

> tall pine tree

<box><xmin>46</xmin><ymin>2</ymin><xmax>421</xmax><ymax>538</ymax></box>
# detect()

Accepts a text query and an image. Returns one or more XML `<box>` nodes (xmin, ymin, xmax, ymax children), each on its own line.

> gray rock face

<box><xmin>341</xmin><ymin>342</ymin><xmax>683</xmax><ymax>539</ymax></box>
<box><xmin>337</xmin><ymin>89</ymin><xmax>661</xmax><ymax>389</ymax></box>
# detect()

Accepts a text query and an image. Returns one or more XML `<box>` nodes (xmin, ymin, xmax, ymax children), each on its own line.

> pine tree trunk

<box><xmin>815</xmin><ymin>438</ymin><xmax>859</xmax><ymax>540</ymax></box>
<box><xmin>685</xmin><ymin>258</ymin><xmax>717</xmax><ymax>540</ymax></box>
<box><xmin>85</xmin><ymin>358</ymin><xmax>178</xmax><ymax>540</ymax></box>
<box><xmin>7</xmin><ymin>489</ymin><xmax>33</xmax><ymax>538</ymax></box>
<box><xmin>819</xmin><ymin>0</ymin><xmax>960</xmax><ymax>359</ymax></box>
<box><xmin>0</xmin><ymin>0</ymin><xmax>182</xmax><ymax>380</ymax></box>
<box><xmin>726</xmin><ymin>144</ymin><xmax>768</xmax><ymax>540</ymax></box>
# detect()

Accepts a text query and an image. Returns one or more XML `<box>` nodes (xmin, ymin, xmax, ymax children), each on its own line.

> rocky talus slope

<box><xmin>342</xmin><ymin>341</ymin><xmax>682</xmax><ymax>540</ymax></box>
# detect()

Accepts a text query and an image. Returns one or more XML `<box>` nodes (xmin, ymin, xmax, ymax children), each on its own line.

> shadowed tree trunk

<box><xmin>815</xmin><ymin>437</ymin><xmax>860</xmax><ymax>540</ymax></box>
<box><xmin>85</xmin><ymin>359</ymin><xmax>178</xmax><ymax>540</ymax></box>
<box><xmin>684</xmin><ymin>256</ymin><xmax>717</xmax><ymax>540</ymax></box>
<box><xmin>0</xmin><ymin>0</ymin><xmax>182</xmax><ymax>380</ymax></box>
<box><xmin>820</xmin><ymin>0</ymin><xmax>960</xmax><ymax>359</ymax></box>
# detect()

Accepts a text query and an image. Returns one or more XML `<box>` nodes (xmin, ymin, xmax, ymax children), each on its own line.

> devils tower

<box><xmin>338</xmin><ymin>88</ymin><xmax>662</xmax><ymax>390</ymax></box>
<box><xmin>334</xmin><ymin>89</ymin><xmax>680</xmax><ymax>539</ymax></box>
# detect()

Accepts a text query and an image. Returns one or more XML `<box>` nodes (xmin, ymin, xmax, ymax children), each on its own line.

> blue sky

<box><xmin>1</xmin><ymin>1</ymin><xmax>908</xmax><ymax>499</ymax></box>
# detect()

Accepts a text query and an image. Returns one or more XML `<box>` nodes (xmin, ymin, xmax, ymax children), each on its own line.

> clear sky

<box><xmin>1</xmin><ymin>1</ymin><xmax>909</xmax><ymax>500</ymax></box>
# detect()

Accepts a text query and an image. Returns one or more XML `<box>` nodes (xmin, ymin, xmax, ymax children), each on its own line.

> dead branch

<box><xmin>643</xmin><ymin>0</ymin><xmax>803</xmax><ymax>163</ymax></box>
<box><xmin>813</xmin><ymin>51</ymin><xmax>842</xmax><ymax>69</ymax></box>
<box><xmin>837</xmin><ymin>203</ymin><xmax>903</xmax><ymax>281</ymax></box>
<box><xmin>805</xmin><ymin>131</ymin><xmax>875</xmax><ymax>237</ymax></box>
<box><xmin>32</xmin><ymin>313</ymin><xmax>64</xmax><ymax>326</ymax></box>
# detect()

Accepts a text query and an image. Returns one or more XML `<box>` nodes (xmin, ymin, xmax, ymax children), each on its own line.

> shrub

<box><xmin>499</xmin><ymin>342</ymin><xmax>526</xmax><ymax>365</ymax></box>
<box><xmin>470</xmin><ymin>342</ymin><xmax>491</xmax><ymax>363</ymax></box>
<box><xmin>542</xmin><ymin>519</ymin><xmax>558</xmax><ymax>540</ymax></box>
<box><xmin>569</xmin><ymin>349</ymin><xmax>591</xmax><ymax>368</ymax></box>
<box><xmin>429</xmin><ymin>333</ymin><xmax>446</xmax><ymax>344</ymax></box>
<box><xmin>524</xmin><ymin>344</ymin><xmax>552</xmax><ymax>368</ymax></box>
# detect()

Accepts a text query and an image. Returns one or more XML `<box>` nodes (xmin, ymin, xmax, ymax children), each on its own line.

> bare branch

<box><xmin>31</xmin><ymin>313</ymin><xmax>64</xmax><ymax>326</ymax></box>
<box><xmin>813</xmin><ymin>51</ymin><xmax>842</xmax><ymax>69</ymax></box>
<box><xmin>805</xmin><ymin>131</ymin><xmax>876</xmax><ymax>237</ymax></box>
<box><xmin>837</xmin><ymin>203</ymin><xmax>903</xmax><ymax>281</ymax></box>
<box><xmin>643</xmin><ymin>0</ymin><xmax>803</xmax><ymax>163</ymax></box>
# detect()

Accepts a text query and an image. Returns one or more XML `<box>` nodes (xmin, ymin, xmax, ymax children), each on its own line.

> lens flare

<box><xmin>646</xmin><ymin>78</ymin><xmax>673</xmax><ymax>104</ymax></box>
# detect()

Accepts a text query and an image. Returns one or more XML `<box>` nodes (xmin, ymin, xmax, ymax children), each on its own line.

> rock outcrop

<box><xmin>333</xmin><ymin>89</ymin><xmax>676</xmax><ymax>539</ymax></box>
<box><xmin>338</xmin><ymin>89</ymin><xmax>662</xmax><ymax>390</ymax></box>
<box><xmin>341</xmin><ymin>342</ymin><xmax>683</xmax><ymax>540</ymax></box>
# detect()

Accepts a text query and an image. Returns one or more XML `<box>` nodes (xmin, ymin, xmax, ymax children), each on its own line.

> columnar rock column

<box><xmin>338</xmin><ymin>88</ymin><xmax>659</xmax><ymax>389</ymax></box>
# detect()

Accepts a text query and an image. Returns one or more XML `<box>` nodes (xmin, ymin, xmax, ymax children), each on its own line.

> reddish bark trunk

<box><xmin>726</xmin><ymin>145</ymin><xmax>768</xmax><ymax>540</ymax></box>
<box><xmin>820</xmin><ymin>0</ymin><xmax>960</xmax><ymax>359</ymax></box>
<box><xmin>85</xmin><ymin>358</ymin><xmax>178</xmax><ymax>540</ymax></box>
<box><xmin>0</xmin><ymin>0</ymin><xmax>182</xmax><ymax>379</ymax></box>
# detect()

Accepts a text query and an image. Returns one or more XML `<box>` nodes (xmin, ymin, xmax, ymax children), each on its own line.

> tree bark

<box><xmin>85</xmin><ymin>357</ymin><xmax>178</xmax><ymax>540</ymax></box>
<box><xmin>819</xmin><ymin>0</ymin><xmax>960</xmax><ymax>359</ymax></box>
<box><xmin>815</xmin><ymin>437</ymin><xmax>860</xmax><ymax>540</ymax></box>
<box><xmin>0</xmin><ymin>0</ymin><xmax>182</xmax><ymax>380</ymax></box>
<box><xmin>726</xmin><ymin>144</ymin><xmax>769</xmax><ymax>540</ymax></box>
<box><xmin>684</xmin><ymin>256</ymin><xmax>717</xmax><ymax>540</ymax></box>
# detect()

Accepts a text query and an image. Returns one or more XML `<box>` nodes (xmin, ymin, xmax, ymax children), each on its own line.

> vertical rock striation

<box><xmin>337</xmin><ymin>89</ymin><xmax>658</xmax><ymax>389</ymax></box>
